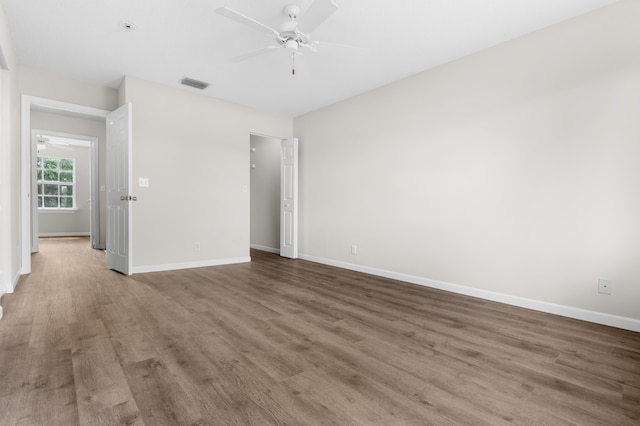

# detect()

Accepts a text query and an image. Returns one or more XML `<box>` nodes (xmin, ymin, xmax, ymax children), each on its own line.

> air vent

<box><xmin>180</xmin><ymin>77</ymin><xmax>210</xmax><ymax>90</ymax></box>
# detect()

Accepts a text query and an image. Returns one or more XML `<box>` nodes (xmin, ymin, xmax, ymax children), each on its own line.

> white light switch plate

<box><xmin>139</xmin><ymin>177</ymin><xmax>149</xmax><ymax>187</ymax></box>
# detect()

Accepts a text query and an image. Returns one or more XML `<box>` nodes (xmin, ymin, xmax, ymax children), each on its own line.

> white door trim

<box><xmin>0</xmin><ymin>66</ymin><xmax>9</xmax><ymax>294</ymax></box>
<box><xmin>20</xmin><ymin>95</ymin><xmax>109</xmax><ymax>274</ymax></box>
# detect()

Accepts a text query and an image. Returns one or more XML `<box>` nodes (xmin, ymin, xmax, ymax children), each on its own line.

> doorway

<box><xmin>31</xmin><ymin>130</ymin><xmax>99</xmax><ymax>247</ymax></box>
<box><xmin>249</xmin><ymin>134</ymin><xmax>299</xmax><ymax>259</ymax></box>
<box><xmin>20</xmin><ymin>96</ymin><xmax>110</xmax><ymax>274</ymax></box>
<box><xmin>250</xmin><ymin>134</ymin><xmax>282</xmax><ymax>254</ymax></box>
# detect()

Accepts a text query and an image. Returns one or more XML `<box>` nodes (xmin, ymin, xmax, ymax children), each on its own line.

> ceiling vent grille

<box><xmin>180</xmin><ymin>77</ymin><xmax>210</xmax><ymax>90</ymax></box>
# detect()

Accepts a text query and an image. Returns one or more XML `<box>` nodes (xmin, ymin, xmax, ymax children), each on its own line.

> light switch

<box><xmin>139</xmin><ymin>177</ymin><xmax>149</xmax><ymax>187</ymax></box>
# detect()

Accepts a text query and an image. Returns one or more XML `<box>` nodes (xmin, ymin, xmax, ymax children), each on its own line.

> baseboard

<box><xmin>0</xmin><ymin>272</ymin><xmax>19</xmax><ymax>320</ymax></box>
<box><xmin>250</xmin><ymin>244</ymin><xmax>280</xmax><ymax>254</ymax></box>
<box><xmin>299</xmin><ymin>254</ymin><xmax>640</xmax><ymax>333</ymax></box>
<box><xmin>2</xmin><ymin>270</ymin><xmax>21</xmax><ymax>295</ymax></box>
<box><xmin>39</xmin><ymin>232</ymin><xmax>90</xmax><ymax>237</ymax></box>
<box><xmin>131</xmin><ymin>256</ymin><xmax>251</xmax><ymax>274</ymax></box>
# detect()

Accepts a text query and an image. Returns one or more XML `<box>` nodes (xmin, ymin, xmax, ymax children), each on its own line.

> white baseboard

<box><xmin>131</xmin><ymin>256</ymin><xmax>251</xmax><ymax>274</ymax></box>
<box><xmin>3</xmin><ymin>270</ymin><xmax>21</xmax><ymax>294</ymax></box>
<box><xmin>250</xmin><ymin>244</ymin><xmax>280</xmax><ymax>254</ymax></box>
<box><xmin>299</xmin><ymin>254</ymin><xmax>640</xmax><ymax>333</ymax></box>
<box><xmin>39</xmin><ymin>232</ymin><xmax>90</xmax><ymax>237</ymax></box>
<box><xmin>0</xmin><ymin>271</ymin><xmax>20</xmax><ymax>320</ymax></box>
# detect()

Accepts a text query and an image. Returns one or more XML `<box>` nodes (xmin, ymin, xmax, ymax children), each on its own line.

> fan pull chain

<box><xmin>291</xmin><ymin>52</ymin><xmax>296</xmax><ymax>75</ymax></box>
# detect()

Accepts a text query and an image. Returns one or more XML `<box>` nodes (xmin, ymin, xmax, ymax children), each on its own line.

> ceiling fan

<box><xmin>216</xmin><ymin>0</ymin><xmax>339</xmax><ymax>75</ymax></box>
<box><xmin>37</xmin><ymin>135</ymin><xmax>72</xmax><ymax>151</ymax></box>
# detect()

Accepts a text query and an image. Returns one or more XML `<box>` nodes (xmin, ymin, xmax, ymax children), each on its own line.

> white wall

<box><xmin>250</xmin><ymin>134</ymin><xmax>281</xmax><ymax>252</ymax></box>
<box><xmin>294</xmin><ymin>1</ymin><xmax>640</xmax><ymax>326</ymax></box>
<box><xmin>120</xmin><ymin>77</ymin><xmax>292</xmax><ymax>271</ymax></box>
<box><xmin>0</xmin><ymin>4</ymin><xmax>20</xmax><ymax>301</ymax></box>
<box><xmin>37</xmin><ymin>143</ymin><xmax>91</xmax><ymax>236</ymax></box>
<box><xmin>31</xmin><ymin>111</ymin><xmax>106</xmax><ymax>244</ymax></box>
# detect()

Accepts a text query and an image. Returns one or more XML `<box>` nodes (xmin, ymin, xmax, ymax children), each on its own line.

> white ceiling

<box><xmin>3</xmin><ymin>0</ymin><xmax>620</xmax><ymax>117</ymax></box>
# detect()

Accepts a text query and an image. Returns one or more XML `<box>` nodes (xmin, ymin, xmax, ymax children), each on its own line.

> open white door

<box><xmin>280</xmin><ymin>138</ymin><xmax>298</xmax><ymax>258</ymax></box>
<box><xmin>106</xmin><ymin>103</ymin><xmax>132</xmax><ymax>274</ymax></box>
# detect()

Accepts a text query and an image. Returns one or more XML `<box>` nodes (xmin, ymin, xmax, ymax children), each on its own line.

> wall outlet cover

<box><xmin>598</xmin><ymin>278</ymin><xmax>612</xmax><ymax>295</ymax></box>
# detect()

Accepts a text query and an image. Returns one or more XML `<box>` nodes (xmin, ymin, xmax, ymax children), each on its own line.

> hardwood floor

<box><xmin>0</xmin><ymin>237</ymin><xmax>638</xmax><ymax>425</ymax></box>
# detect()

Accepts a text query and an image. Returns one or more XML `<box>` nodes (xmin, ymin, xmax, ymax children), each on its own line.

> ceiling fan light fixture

<box><xmin>284</xmin><ymin>39</ymin><xmax>299</xmax><ymax>50</ymax></box>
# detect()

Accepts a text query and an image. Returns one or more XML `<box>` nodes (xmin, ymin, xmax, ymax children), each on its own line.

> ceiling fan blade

<box><xmin>298</xmin><ymin>0</ymin><xmax>338</xmax><ymax>34</ymax></box>
<box><xmin>216</xmin><ymin>7</ymin><xmax>280</xmax><ymax>37</ymax></box>
<box><xmin>301</xmin><ymin>41</ymin><xmax>362</xmax><ymax>52</ymax></box>
<box><xmin>40</xmin><ymin>143</ymin><xmax>72</xmax><ymax>151</ymax></box>
<box><xmin>229</xmin><ymin>46</ymin><xmax>281</xmax><ymax>63</ymax></box>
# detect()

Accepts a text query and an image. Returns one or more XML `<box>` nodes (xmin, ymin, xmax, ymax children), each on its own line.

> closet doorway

<box><xmin>249</xmin><ymin>134</ymin><xmax>282</xmax><ymax>254</ymax></box>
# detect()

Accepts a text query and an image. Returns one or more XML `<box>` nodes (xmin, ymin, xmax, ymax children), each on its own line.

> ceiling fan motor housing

<box><xmin>283</xmin><ymin>4</ymin><xmax>300</xmax><ymax>19</ymax></box>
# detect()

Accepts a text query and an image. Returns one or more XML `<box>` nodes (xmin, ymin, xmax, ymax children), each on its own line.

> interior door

<box><xmin>106</xmin><ymin>103</ymin><xmax>132</xmax><ymax>274</ymax></box>
<box><xmin>280</xmin><ymin>138</ymin><xmax>298</xmax><ymax>258</ymax></box>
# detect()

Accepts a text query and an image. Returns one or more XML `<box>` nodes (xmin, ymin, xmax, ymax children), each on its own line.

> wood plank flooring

<box><xmin>0</xmin><ymin>236</ymin><xmax>639</xmax><ymax>425</ymax></box>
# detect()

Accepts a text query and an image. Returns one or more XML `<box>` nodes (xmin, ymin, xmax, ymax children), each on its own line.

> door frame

<box><xmin>0</xmin><ymin>64</ymin><xmax>9</xmax><ymax>294</ymax></box>
<box><xmin>31</xmin><ymin>129</ymin><xmax>99</xmax><ymax>248</ymax></box>
<box><xmin>20</xmin><ymin>95</ymin><xmax>109</xmax><ymax>274</ymax></box>
<box><xmin>248</xmin><ymin>133</ymin><xmax>299</xmax><ymax>258</ymax></box>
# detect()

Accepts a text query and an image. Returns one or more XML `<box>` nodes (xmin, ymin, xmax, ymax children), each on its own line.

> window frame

<box><xmin>36</xmin><ymin>155</ymin><xmax>77</xmax><ymax>211</ymax></box>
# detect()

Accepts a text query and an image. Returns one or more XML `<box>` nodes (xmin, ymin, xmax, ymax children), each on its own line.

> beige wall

<box><xmin>250</xmin><ymin>134</ymin><xmax>281</xmax><ymax>252</ymax></box>
<box><xmin>294</xmin><ymin>1</ymin><xmax>640</xmax><ymax>322</ymax></box>
<box><xmin>19</xmin><ymin>66</ymin><xmax>117</xmax><ymax>111</ymax></box>
<box><xmin>31</xmin><ymin>111</ymin><xmax>106</xmax><ymax>244</ymax></box>
<box><xmin>120</xmin><ymin>77</ymin><xmax>292</xmax><ymax>270</ymax></box>
<box><xmin>36</xmin><ymin>144</ymin><xmax>91</xmax><ymax>236</ymax></box>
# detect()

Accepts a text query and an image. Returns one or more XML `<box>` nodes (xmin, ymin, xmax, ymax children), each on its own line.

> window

<box><xmin>37</xmin><ymin>156</ymin><xmax>75</xmax><ymax>209</ymax></box>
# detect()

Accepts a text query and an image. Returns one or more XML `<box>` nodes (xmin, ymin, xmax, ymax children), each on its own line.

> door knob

<box><xmin>120</xmin><ymin>196</ymin><xmax>128</xmax><ymax>201</ymax></box>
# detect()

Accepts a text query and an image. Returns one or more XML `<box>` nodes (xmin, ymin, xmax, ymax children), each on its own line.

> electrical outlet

<box><xmin>351</xmin><ymin>245</ymin><xmax>357</xmax><ymax>255</ymax></box>
<box><xmin>598</xmin><ymin>278</ymin><xmax>612</xmax><ymax>295</ymax></box>
<box><xmin>194</xmin><ymin>242</ymin><xmax>201</xmax><ymax>251</ymax></box>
